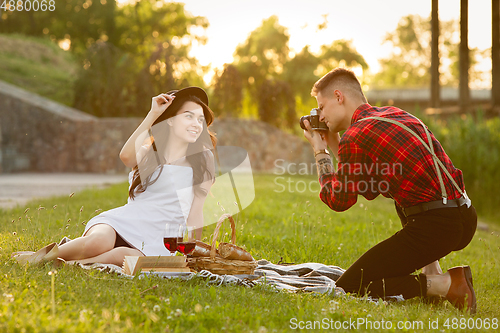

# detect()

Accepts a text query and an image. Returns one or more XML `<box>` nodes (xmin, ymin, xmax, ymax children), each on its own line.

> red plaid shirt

<box><xmin>319</xmin><ymin>103</ymin><xmax>465</xmax><ymax>211</ymax></box>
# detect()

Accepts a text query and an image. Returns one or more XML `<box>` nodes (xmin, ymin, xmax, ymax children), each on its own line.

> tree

<box><xmin>257</xmin><ymin>79</ymin><xmax>295</xmax><ymax>129</ymax></box>
<box><xmin>1</xmin><ymin>1</ymin><xmax>209</xmax><ymax>117</ymax></box>
<box><xmin>114</xmin><ymin>1</ymin><xmax>207</xmax><ymax>59</ymax></box>
<box><xmin>282</xmin><ymin>46</ymin><xmax>321</xmax><ymax>102</ymax></box>
<box><xmin>234</xmin><ymin>16</ymin><xmax>290</xmax><ymax>94</ymax></box>
<box><xmin>231</xmin><ymin>15</ymin><xmax>368</xmax><ymax>127</ymax></box>
<box><xmin>318</xmin><ymin>40</ymin><xmax>368</xmax><ymax>73</ymax></box>
<box><xmin>372</xmin><ymin>14</ymin><xmax>484</xmax><ymax>88</ymax></box>
<box><xmin>282</xmin><ymin>41</ymin><xmax>367</xmax><ymax>103</ymax></box>
<box><xmin>373</xmin><ymin>15</ymin><xmax>431</xmax><ymax>88</ymax></box>
<box><xmin>72</xmin><ymin>1</ymin><xmax>209</xmax><ymax>117</ymax></box>
<box><xmin>0</xmin><ymin>0</ymin><xmax>118</xmax><ymax>57</ymax></box>
<box><xmin>73</xmin><ymin>41</ymin><xmax>136</xmax><ymax>117</ymax></box>
<box><xmin>211</xmin><ymin>64</ymin><xmax>243</xmax><ymax>117</ymax></box>
<box><xmin>232</xmin><ymin>16</ymin><xmax>294</xmax><ymax>126</ymax></box>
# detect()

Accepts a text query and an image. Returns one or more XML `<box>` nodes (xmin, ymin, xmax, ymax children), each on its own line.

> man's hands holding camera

<box><xmin>302</xmin><ymin>118</ymin><xmax>339</xmax><ymax>176</ymax></box>
<box><xmin>302</xmin><ymin>118</ymin><xmax>340</xmax><ymax>161</ymax></box>
<box><xmin>302</xmin><ymin>118</ymin><xmax>328</xmax><ymax>149</ymax></box>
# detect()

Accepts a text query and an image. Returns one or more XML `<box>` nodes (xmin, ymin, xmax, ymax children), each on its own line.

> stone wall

<box><xmin>0</xmin><ymin>80</ymin><xmax>314</xmax><ymax>174</ymax></box>
<box><xmin>211</xmin><ymin>118</ymin><xmax>312</xmax><ymax>172</ymax></box>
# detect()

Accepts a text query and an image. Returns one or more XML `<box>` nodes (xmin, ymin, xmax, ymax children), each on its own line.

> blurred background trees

<box><xmin>216</xmin><ymin>15</ymin><xmax>366</xmax><ymax>131</ymax></box>
<box><xmin>210</xmin><ymin>64</ymin><xmax>243</xmax><ymax>118</ymax></box>
<box><xmin>371</xmin><ymin>14</ymin><xmax>486</xmax><ymax>88</ymax></box>
<box><xmin>1</xmin><ymin>0</ymin><xmax>207</xmax><ymax>117</ymax></box>
<box><xmin>1</xmin><ymin>3</ymin><xmax>369</xmax><ymax>128</ymax></box>
<box><xmin>0</xmin><ymin>3</ymin><xmax>488</xmax><ymax>126</ymax></box>
<box><xmin>0</xmin><ymin>0</ymin><xmax>119</xmax><ymax>55</ymax></box>
<box><xmin>0</xmin><ymin>2</ymin><xmax>497</xmax><ymax>220</ymax></box>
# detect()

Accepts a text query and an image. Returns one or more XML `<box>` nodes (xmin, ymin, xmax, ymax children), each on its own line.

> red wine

<box><xmin>164</xmin><ymin>237</ymin><xmax>182</xmax><ymax>252</ymax></box>
<box><xmin>177</xmin><ymin>242</ymin><xmax>196</xmax><ymax>255</ymax></box>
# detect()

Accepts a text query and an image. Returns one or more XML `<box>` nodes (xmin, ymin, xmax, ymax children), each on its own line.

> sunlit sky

<box><xmin>119</xmin><ymin>0</ymin><xmax>493</xmax><ymax>86</ymax></box>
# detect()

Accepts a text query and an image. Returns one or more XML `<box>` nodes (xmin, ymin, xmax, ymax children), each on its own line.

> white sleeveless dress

<box><xmin>83</xmin><ymin>165</ymin><xmax>194</xmax><ymax>256</ymax></box>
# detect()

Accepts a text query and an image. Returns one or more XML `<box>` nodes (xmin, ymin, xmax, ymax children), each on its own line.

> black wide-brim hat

<box><xmin>167</xmin><ymin>86</ymin><xmax>209</xmax><ymax>106</ymax></box>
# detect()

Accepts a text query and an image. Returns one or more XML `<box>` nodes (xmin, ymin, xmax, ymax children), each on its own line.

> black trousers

<box><xmin>335</xmin><ymin>202</ymin><xmax>477</xmax><ymax>299</ymax></box>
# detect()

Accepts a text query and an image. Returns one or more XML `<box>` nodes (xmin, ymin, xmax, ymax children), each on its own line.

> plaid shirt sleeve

<box><xmin>318</xmin><ymin>140</ymin><xmax>380</xmax><ymax>212</ymax></box>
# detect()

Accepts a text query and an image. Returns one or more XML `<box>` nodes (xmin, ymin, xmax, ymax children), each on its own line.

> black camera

<box><xmin>299</xmin><ymin>108</ymin><xmax>328</xmax><ymax>131</ymax></box>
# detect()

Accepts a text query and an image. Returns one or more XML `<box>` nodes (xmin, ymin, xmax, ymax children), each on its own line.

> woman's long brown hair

<box><xmin>128</xmin><ymin>95</ymin><xmax>217</xmax><ymax>199</ymax></box>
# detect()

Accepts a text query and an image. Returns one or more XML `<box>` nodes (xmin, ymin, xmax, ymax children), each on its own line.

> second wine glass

<box><xmin>176</xmin><ymin>225</ymin><xmax>196</xmax><ymax>255</ymax></box>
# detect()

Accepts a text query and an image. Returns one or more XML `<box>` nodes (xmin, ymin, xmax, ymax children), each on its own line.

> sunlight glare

<box><xmin>58</xmin><ymin>39</ymin><xmax>71</xmax><ymax>51</ymax></box>
<box><xmin>116</xmin><ymin>0</ymin><xmax>134</xmax><ymax>6</ymax></box>
<box><xmin>352</xmin><ymin>66</ymin><xmax>364</xmax><ymax>78</ymax></box>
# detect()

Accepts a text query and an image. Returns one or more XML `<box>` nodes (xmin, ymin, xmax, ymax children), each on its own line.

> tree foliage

<box><xmin>73</xmin><ymin>41</ymin><xmax>134</xmax><ymax>117</ymax></box>
<box><xmin>371</xmin><ymin>14</ymin><xmax>484</xmax><ymax>88</ymax></box>
<box><xmin>234</xmin><ymin>16</ymin><xmax>290</xmax><ymax>93</ymax></box>
<box><xmin>282</xmin><ymin>41</ymin><xmax>368</xmax><ymax>102</ymax></box>
<box><xmin>372</xmin><ymin>15</ymin><xmax>432</xmax><ymax>88</ymax></box>
<box><xmin>257</xmin><ymin>79</ymin><xmax>295</xmax><ymax>129</ymax></box>
<box><xmin>282</xmin><ymin>46</ymin><xmax>321</xmax><ymax>102</ymax></box>
<box><xmin>211</xmin><ymin>64</ymin><xmax>243</xmax><ymax>118</ymax></box>
<box><xmin>1</xmin><ymin>0</ymin><xmax>209</xmax><ymax>117</ymax></box>
<box><xmin>233</xmin><ymin>16</ymin><xmax>367</xmax><ymax>129</ymax></box>
<box><xmin>0</xmin><ymin>0</ymin><xmax>118</xmax><ymax>56</ymax></box>
<box><xmin>114</xmin><ymin>1</ymin><xmax>207</xmax><ymax>59</ymax></box>
<box><xmin>318</xmin><ymin>40</ymin><xmax>368</xmax><ymax>72</ymax></box>
<box><xmin>2</xmin><ymin>4</ymin><xmax>371</xmax><ymax>122</ymax></box>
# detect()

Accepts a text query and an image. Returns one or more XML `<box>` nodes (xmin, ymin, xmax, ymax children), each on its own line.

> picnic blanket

<box><xmin>75</xmin><ymin>259</ymin><xmax>404</xmax><ymax>303</ymax></box>
<box><xmin>70</xmin><ymin>255</ymin><xmax>406</xmax><ymax>304</ymax></box>
<box><xmin>76</xmin><ymin>259</ymin><xmax>350</xmax><ymax>296</ymax></box>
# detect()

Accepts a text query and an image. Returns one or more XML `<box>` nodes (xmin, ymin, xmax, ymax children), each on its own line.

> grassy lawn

<box><xmin>1</xmin><ymin>174</ymin><xmax>499</xmax><ymax>332</ymax></box>
<box><xmin>0</xmin><ymin>34</ymin><xmax>77</xmax><ymax>106</ymax></box>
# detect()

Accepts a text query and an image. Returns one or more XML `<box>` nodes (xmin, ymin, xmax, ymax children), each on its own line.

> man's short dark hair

<box><xmin>311</xmin><ymin>68</ymin><xmax>367</xmax><ymax>103</ymax></box>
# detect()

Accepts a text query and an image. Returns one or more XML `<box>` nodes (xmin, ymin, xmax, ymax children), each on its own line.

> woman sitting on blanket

<box><xmin>13</xmin><ymin>87</ymin><xmax>217</xmax><ymax>266</ymax></box>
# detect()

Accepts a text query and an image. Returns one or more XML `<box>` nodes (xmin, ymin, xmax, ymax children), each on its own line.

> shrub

<box><xmin>426</xmin><ymin>112</ymin><xmax>500</xmax><ymax>221</ymax></box>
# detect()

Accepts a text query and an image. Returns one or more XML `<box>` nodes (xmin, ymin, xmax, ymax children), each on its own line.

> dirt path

<box><xmin>0</xmin><ymin>173</ymin><xmax>127</xmax><ymax>210</ymax></box>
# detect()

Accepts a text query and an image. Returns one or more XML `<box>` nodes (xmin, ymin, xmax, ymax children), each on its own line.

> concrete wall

<box><xmin>211</xmin><ymin>118</ymin><xmax>312</xmax><ymax>171</ymax></box>
<box><xmin>365</xmin><ymin>87</ymin><xmax>491</xmax><ymax>111</ymax></box>
<box><xmin>365</xmin><ymin>87</ymin><xmax>491</xmax><ymax>103</ymax></box>
<box><xmin>0</xmin><ymin>80</ymin><xmax>314</xmax><ymax>174</ymax></box>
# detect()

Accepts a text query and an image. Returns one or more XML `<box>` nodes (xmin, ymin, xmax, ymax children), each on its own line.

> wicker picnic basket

<box><xmin>187</xmin><ymin>214</ymin><xmax>257</xmax><ymax>275</ymax></box>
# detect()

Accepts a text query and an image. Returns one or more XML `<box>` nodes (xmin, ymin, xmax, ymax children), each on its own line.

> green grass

<box><xmin>0</xmin><ymin>33</ymin><xmax>77</xmax><ymax>106</ymax></box>
<box><xmin>425</xmin><ymin>112</ymin><xmax>500</xmax><ymax>224</ymax></box>
<box><xmin>1</xmin><ymin>174</ymin><xmax>499</xmax><ymax>332</ymax></box>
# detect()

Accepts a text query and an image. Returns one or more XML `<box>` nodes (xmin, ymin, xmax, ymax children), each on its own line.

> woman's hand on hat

<box><xmin>149</xmin><ymin>93</ymin><xmax>175</xmax><ymax>120</ymax></box>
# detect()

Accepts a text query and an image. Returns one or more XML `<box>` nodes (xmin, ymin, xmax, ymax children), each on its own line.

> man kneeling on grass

<box><xmin>302</xmin><ymin>67</ymin><xmax>477</xmax><ymax>314</ymax></box>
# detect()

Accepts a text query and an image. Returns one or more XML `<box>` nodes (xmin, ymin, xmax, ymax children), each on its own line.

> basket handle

<box><xmin>210</xmin><ymin>213</ymin><xmax>236</xmax><ymax>259</ymax></box>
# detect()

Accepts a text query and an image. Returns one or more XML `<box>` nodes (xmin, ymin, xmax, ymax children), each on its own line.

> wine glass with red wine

<box><xmin>163</xmin><ymin>223</ymin><xmax>182</xmax><ymax>255</ymax></box>
<box><xmin>176</xmin><ymin>225</ymin><xmax>196</xmax><ymax>255</ymax></box>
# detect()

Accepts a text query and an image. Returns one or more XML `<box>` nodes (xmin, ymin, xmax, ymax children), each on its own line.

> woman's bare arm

<box><xmin>187</xmin><ymin>184</ymin><xmax>211</xmax><ymax>240</ymax></box>
<box><xmin>186</xmin><ymin>151</ymin><xmax>216</xmax><ymax>240</ymax></box>
<box><xmin>119</xmin><ymin>94</ymin><xmax>175</xmax><ymax>168</ymax></box>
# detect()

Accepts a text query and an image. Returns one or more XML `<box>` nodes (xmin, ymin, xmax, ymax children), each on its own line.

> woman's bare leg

<box><xmin>426</xmin><ymin>272</ymin><xmax>451</xmax><ymax>297</ymax></box>
<box><xmin>67</xmin><ymin>247</ymin><xmax>143</xmax><ymax>266</ymax></box>
<box><xmin>57</xmin><ymin>224</ymin><xmax>117</xmax><ymax>261</ymax></box>
<box><xmin>422</xmin><ymin>260</ymin><xmax>443</xmax><ymax>275</ymax></box>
